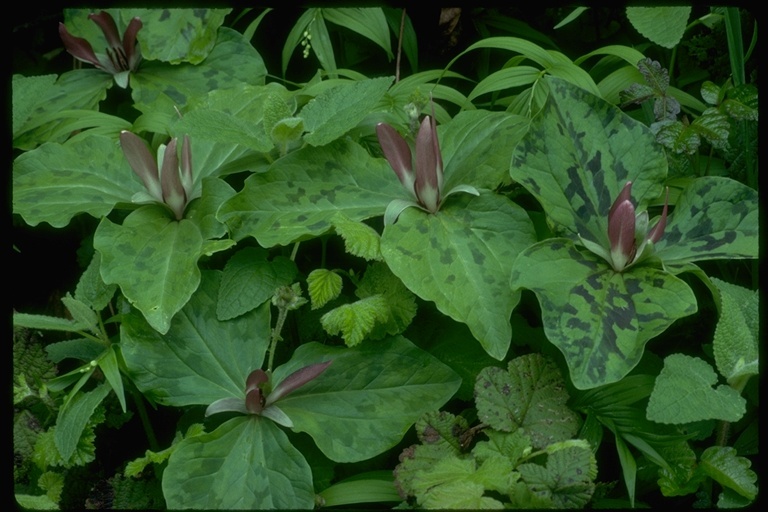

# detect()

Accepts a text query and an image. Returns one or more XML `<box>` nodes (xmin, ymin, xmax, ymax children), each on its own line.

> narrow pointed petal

<box><xmin>414</xmin><ymin>115</ymin><xmax>440</xmax><ymax>212</ymax></box>
<box><xmin>648</xmin><ymin>187</ymin><xmax>670</xmax><ymax>243</ymax></box>
<box><xmin>58</xmin><ymin>23</ymin><xmax>102</xmax><ymax>68</ymax></box>
<box><xmin>429</xmin><ymin>99</ymin><xmax>444</xmax><ymax>194</ymax></box>
<box><xmin>88</xmin><ymin>11</ymin><xmax>122</xmax><ymax>51</ymax></box>
<box><xmin>376</xmin><ymin>123</ymin><xmax>416</xmax><ymax>198</ymax></box>
<box><xmin>122</xmin><ymin>17</ymin><xmax>143</xmax><ymax>70</ymax></box>
<box><xmin>245</xmin><ymin>388</ymin><xmax>265</xmax><ymax>414</ymax></box>
<box><xmin>608</xmin><ymin>199</ymin><xmax>636</xmax><ymax>271</ymax></box>
<box><xmin>609</xmin><ymin>181</ymin><xmax>633</xmax><ymax>220</ymax></box>
<box><xmin>160</xmin><ymin>138</ymin><xmax>186</xmax><ymax>220</ymax></box>
<box><xmin>180</xmin><ymin>135</ymin><xmax>194</xmax><ymax>197</ymax></box>
<box><xmin>265</xmin><ymin>360</ymin><xmax>332</xmax><ymax>406</ymax></box>
<box><xmin>120</xmin><ymin>131</ymin><xmax>163</xmax><ymax>202</ymax></box>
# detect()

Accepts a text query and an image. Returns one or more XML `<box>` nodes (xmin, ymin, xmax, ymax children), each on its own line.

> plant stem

<box><xmin>395</xmin><ymin>8</ymin><xmax>406</xmax><ymax>83</ymax></box>
<box><xmin>129</xmin><ymin>384</ymin><xmax>159</xmax><ymax>452</ymax></box>
<box><xmin>267</xmin><ymin>306</ymin><xmax>289</xmax><ymax>373</ymax></box>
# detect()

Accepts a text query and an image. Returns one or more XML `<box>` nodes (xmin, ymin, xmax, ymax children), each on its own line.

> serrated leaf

<box><xmin>711</xmin><ymin>278</ymin><xmax>758</xmax><ymax>382</ymax></box>
<box><xmin>355</xmin><ymin>262</ymin><xmax>417</xmax><ymax>338</ymax></box>
<box><xmin>647</xmin><ymin>354</ymin><xmax>746</xmax><ymax>423</ymax></box>
<box><xmin>60</xmin><ymin>294</ymin><xmax>98</xmax><ymax>334</ymax></box>
<box><xmin>626</xmin><ymin>7</ymin><xmax>691</xmax><ymax>49</ymax></box>
<box><xmin>321</xmin><ymin>295</ymin><xmax>389</xmax><ymax>346</ymax></box>
<box><xmin>300</xmin><ymin>76</ymin><xmax>393</xmax><ymax>146</ymax></box>
<box><xmin>653</xmin><ymin>120</ymin><xmax>701</xmax><ymax>154</ymax></box>
<box><xmin>414</xmin><ymin>410</ymin><xmax>469</xmax><ymax>452</ymax></box>
<box><xmin>332</xmin><ymin>213</ymin><xmax>383</xmax><ymax>261</ymax></box>
<box><xmin>700</xmin><ymin>446</ymin><xmax>757</xmax><ymax>500</ymax></box>
<box><xmin>55</xmin><ymin>383</ymin><xmax>111</xmax><ymax>463</ymax></box>
<box><xmin>95</xmin><ymin>206</ymin><xmax>203</xmax><ymax>334</ymax></box>
<box><xmin>656</xmin><ymin>441</ymin><xmax>703</xmax><ymax>497</ymax></box>
<box><xmin>217</xmin><ymin>247</ymin><xmax>298</xmax><ymax>320</ymax></box>
<box><xmin>13</xmin><ymin>313</ymin><xmax>86</xmax><ymax>333</ymax></box>
<box><xmin>475</xmin><ymin>354</ymin><xmax>580</xmax><ymax>449</ymax></box>
<box><xmin>518</xmin><ymin>445</ymin><xmax>597</xmax><ymax>508</ymax></box>
<box><xmin>307</xmin><ymin>268</ymin><xmax>343</xmax><ymax>310</ymax></box>
<box><xmin>690</xmin><ymin>108</ymin><xmax>730</xmax><ymax>149</ymax></box>
<box><xmin>163</xmin><ymin>417</ymin><xmax>314</xmax><ymax>509</ymax></box>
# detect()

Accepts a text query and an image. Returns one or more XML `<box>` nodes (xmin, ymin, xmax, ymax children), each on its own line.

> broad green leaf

<box><xmin>510</xmin><ymin>238</ymin><xmax>698</xmax><ymax>389</ymax></box>
<box><xmin>175</xmin><ymin>107</ymin><xmax>273</xmax><ymax>153</ymax></box>
<box><xmin>322</xmin><ymin>8</ymin><xmax>393</xmax><ymax>60</ymax></box>
<box><xmin>475</xmin><ymin>354</ymin><xmax>580</xmax><ymax>449</ymax></box>
<box><xmin>656</xmin><ymin>441</ymin><xmax>703</xmax><ymax>497</ymax></box>
<box><xmin>74</xmin><ymin>252</ymin><xmax>117</xmax><ymax>312</ymax></box>
<box><xmin>331</xmin><ymin>213</ymin><xmax>383</xmax><ymax>261</ymax></box>
<box><xmin>382</xmin><ymin>192</ymin><xmax>536</xmax><ymax>360</ymax></box>
<box><xmin>711</xmin><ymin>278</ymin><xmax>758</xmax><ymax>382</ymax></box>
<box><xmin>321</xmin><ymin>295</ymin><xmax>389</xmax><ymax>346</ymax></box>
<box><xmin>163</xmin><ymin>417</ymin><xmax>314</xmax><ymax>509</ymax></box>
<box><xmin>13</xmin><ymin>134</ymin><xmax>142</xmax><ymax>228</ymax></box>
<box><xmin>355</xmin><ymin>262</ymin><xmax>417</xmax><ymax>339</ymax></box>
<box><xmin>271</xmin><ymin>335</ymin><xmax>461</xmax><ymax>462</ymax></box>
<box><xmin>653</xmin><ymin>177</ymin><xmax>758</xmax><ymax>264</ymax></box>
<box><xmin>307</xmin><ymin>269</ymin><xmax>343</xmax><ymax>310</ymax></box>
<box><xmin>13</xmin><ymin>70</ymin><xmax>112</xmax><ymax>150</ymax></box>
<box><xmin>647</xmin><ymin>354</ymin><xmax>746</xmax><ymax>423</ymax></box>
<box><xmin>690</xmin><ymin>109</ymin><xmax>730</xmax><ymax>149</ymax></box>
<box><xmin>626</xmin><ymin>7</ymin><xmax>691</xmax><ymax>49</ymax></box>
<box><xmin>299</xmin><ymin>76</ymin><xmax>393</xmax><ymax>146</ymax></box>
<box><xmin>55</xmin><ymin>383</ymin><xmax>110</xmax><ymax>463</ymax></box>
<box><xmin>510</xmin><ymin>76</ymin><xmax>667</xmax><ymax>244</ymax></box>
<box><xmin>414</xmin><ymin>411</ymin><xmax>470</xmax><ymax>452</ymax></box>
<box><xmin>95</xmin><ymin>206</ymin><xmax>204</xmax><ymax>334</ymax></box>
<box><xmin>217</xmin><ymin>247</ymin><xmax>297</xmax><ymax>321</ymax></box>
<box><xmin>218</xmin><ymin>138</ymin><xmax>403</xmax><ymax>246</ymax></box>
<box><xmin>517</xmin><ymin>445</ymin><xmax>597</xmax><ymax>508</ymax></box>
<box><xmin>121</xmin><ymin>270</ymin><xmax>271</xmax><ymax>406</ymax></box>
<box><xmin>440</xmin><ymin>110</ymin><xmax>530</xmax><ymax>191</ymax></box>
<box><xmin>700</xmin><ymin>446</ymin><xmax>757</xmax><ymax>501</ymax></box>
<box><xmin>12</xmin><ymin>73</ymin><xmax>57</xmax><ymax>138</ymax></box>
<box><xmin>131</xmin><ymin>27</ymin><xmax>266</xmax><ymax>116</ymax></box>
<box><xmin>122</xmin><ymin>8</ymin><xmax>231</xmax><ymax>64</ymax></box>
<box><xmin>318</xmin><ymin>472</ymin><xmax>401</xmax><ymax>507</ymax></box>
<box><xmin>416</xmin><ymin>455</ymin><xmax>508</xmax><ymax>509</ymax></box>
<box><xmin>184</xmin><ymin>177</ymin><xmax>237</xmax><ymax>241</ymax></box>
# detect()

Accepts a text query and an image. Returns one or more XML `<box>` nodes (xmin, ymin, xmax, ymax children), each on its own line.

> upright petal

<box><xmin>648</xmin><ymin>187</ymin><xmax>670</xmax><ymax>243</ymax></box>
<box><xmin>58</xmin><ymin>23</ymin><xmax>102</xmax><ymax>68</ymax></box>
<box><xmin>376</xmin><ymin>123</ymin><xmax>416</xmax><ymax>198</ymax></box>
<box><xmin>160</xmin><ymin>138</ymin><xmax>187</xmax><ymax>220</ymax></box>
<box><xmin>119</xmin><ymin>131</ymin><xmax>163</xmax><ymax>202</ymax></box>
<box><xmin>122</xmin><ymin>17</ymin><xmax>143</xmax><ymax>71</ymax></box>
<box><xmin>180</xmin><ymin>135</ymin><xmax>194</xmax><ymax>198</ymax></box>
<box><xmin>609</xmin><ymin>181</ymin><xmax>633</xmax><ymax>220</ymax></box>
<box><xmin>414</xmin><ymin>115</ymin><xmax>440</xmax><ymax>212</ymax></box>
<box><xmin>608</xmin><ymin>199</ymin><xmax>636</xmax><ymax>271</ymax></box>
<box><xmin>88</xmin><ymin>11</ymin><xmax>122</xmax><ymax>51</ymax></box>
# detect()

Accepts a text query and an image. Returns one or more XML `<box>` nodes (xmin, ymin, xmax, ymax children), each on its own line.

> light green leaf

<box><xmin>321</xmin><ymin>295</ymin><xmax>389</xmax><ymax>346</ymax></box>
<box><xmin>121</xmin><ymin>270</ymin><xmax>270</xmax><ymax>406</ymax></box>
<box><xmin>163</xmin><ymin>417</ymin><xmax>314</xmax><ymax>509</ymax></box>
<box><xmin>517</xmin><ymin>445</ymin><xmax>597</xmax><ymax>508</ymax></box>
<box><xmin>175</xmin><ymin>107</ymin><xmax>273</xmax><ymax>153</ymax></box>
<box><xmin>74</xmin><ymin>252</ymin><xmax>117</xmax><ymax>312</ymax></box>
<box><xmin>13</xmin><ymin>134</ymin><xmax>143</xmax><ymax>228</ymax></box>
<box><xmin>700</xmin><ymin>446</ymin><xmax>757</xmax><ymax>501</ymax></box>
<box><xmin>55</xmin><ymin>383</ymin><xmax>111</xmax><ymax>463</ymax></box>
<box><xmin>382</xmin><ymin>192</ymin><xmax>536</xmax><ymax>360</ymax></box>
<box><xmin>332</xmin><ymin>213</ymin><xmax>383</xmax><ymax>261</ymax></box>
<box><xmin>13</xmin><ymin>313</ymin><xmax>86</xmax><ymax>333</ymax></box>
<box><xmin>647</xmin><ymin>354</ymin><xmax>746</xmax><ymax>423</ymax></box>
<box><xmin>98</xmin><ymin>346</ymin><xmax>127</xmax><ymax>413</ymax></box>
<box><xmin>300</xmin><ymin>76</ymin><xmax>393</xmax><ymax>146</ymax></box>
<box><xmin>272</xmin><ymin>335</ymin><xmax>461</xmax><ymax>462</ymax></box>
<box><xmin>475</xmin><ymin>354</ymin><xmax>580</xmax><ymax>449</ymax></box>
<box><xmin>307</xmin><ymin>268</ymin><xmax>343</xmax><ymax>310</ymax></box>
<box><xmin>322</xmin><ymin>8</ymin><xmax>393</xmax><ymax>60</ymax></box>
<box><xmin>218</xmin><ymin>138</ymin><xmax>403</xmax><ymax>246</ymax></box>
<box><xmin>95</xmin><ymin>206</ymin><xmax>203</xmax><ymax>334</ymax></box>
<box><xmin>12</xmin><ymin>73</ymin><xmax>57</xmax><ymax>138</ymax></box>
<box><xmin>217</xmin><ymin>247</ymin><xmax>297</xmax><ymax>320</ymax></box>
<box><xmin>355</xmin><ymin>262</ymin><xmax>417</xmax><ymax>338</ymax></box>
<box><xmin>626</xmin><ymin>7</ymin><xmax>691</xmax><ymax>49</ymax></box>
<box><xmin>711</xmin><ymin>278</ymin><xmax>758</xmax><ymax>382</ymax></box>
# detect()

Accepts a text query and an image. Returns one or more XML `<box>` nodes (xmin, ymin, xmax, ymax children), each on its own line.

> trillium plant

<box><xmin>376</xmin><ymin>99</ymin><xmax>479</xmax><ymax>225</ymax></box>
<box><xmin>59</xmin><ymin>10</ymin><xmax>142</xmax><ymax>88</ymax></box>
<box><xmin>578</xmin><ymin>181</ymin><xmax>670</xmax><ymax>272</ymax></box>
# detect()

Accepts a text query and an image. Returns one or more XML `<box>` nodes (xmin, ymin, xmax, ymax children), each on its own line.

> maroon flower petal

<box><xmin>58</xmin><ymin>23</ymin><xmax>101</xmax><ymax>68</ymax></box>
<box><xmin>119</xmin><ymin>131</ymin><xmax>163</xmax><ymax>202</ymax></box>
<box><xmin>266</xmin><ymin>360</ymin><xmax>332</xmax><ymax>405</ymax></box>
<box><xmin>122</xmin><ymin>17</ymin><xmax>143</xmax><ymax>70</ymax></box>
<box><xmin>648</xmin><ymin>187</ymin><xmax>669</xmax><ymax>244</ymax></box>
<box><xmin>245</xmin><ymin>369</ymin><xmax>269</xmax><ymax>393</ymax></box>
<box><xmin>160</xmin><ymin>138</ymin><xmax>187</xmax><ymax>220</ymax></box>
<box><xmin>608</xmin><ymin>199</ymin><xmax>636</xmax><ymax>270</ymax></box>
<box><xmin>414</xmin><ymin>115</ymin><xmax>440</xmax><ymax>212</ymax></box>
<box><xmin>376</xmin><ymin>123</ymin><xmax>416</xmax><ymax>197</ymax></box>
<box><xmin>245</xmin><ymin>388</ymin><xmax>265</xmax><ymax>414</ymax></box>
<box><xmin>88</xmin><ymin>11</ymin><xmax>122</xmax><ymax>51</ymax></box>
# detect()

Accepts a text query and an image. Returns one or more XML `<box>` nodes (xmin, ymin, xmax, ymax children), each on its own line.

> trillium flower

<box><xmin>376</xmin><ymin>100</ymin><xmax>479</xmax><ymax>225</ymax></box>
<box><xmin>119</xmin><ymin>131</ymin><xmax>195</xmax><ymax>220</ymax></box>
<box><xmin>59</xmin><ymin>11</ymin><xmax>142</xmax><ymax>88</ymax></box>
<box><xmin>205</xmin><ymin>361</ymin><xmax>332</xmax><ymax>428</ymax></box>
<box><xmin>579</xmin><ymin>181</ymin><xmax>669</xmax><ymax>272</ymax></box>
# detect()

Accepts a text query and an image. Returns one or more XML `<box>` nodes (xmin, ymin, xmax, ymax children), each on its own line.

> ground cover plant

<box><xmin>13</xmin><ymin>6</ymin><xmax>758</xmax><ymax>509</ymax></box>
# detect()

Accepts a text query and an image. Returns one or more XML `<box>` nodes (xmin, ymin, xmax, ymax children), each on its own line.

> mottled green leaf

<box><xmin>300</xmin><ymin>76</ymin><xmax>393</xmax><ymax>146</ymax></box>
<box><xmin>510</xmin><ymin>238</ymin><xmax>698</xmax><ymax>389</ymax></box>
<box><xmin>121</xmin><ymin>271</ymin><xmax>271</xmax><ymax>406</ymax></box>
<box><xmin>475</xmin><ymin>354</ymin><xmax>580</xmax><ymax>449</ymax></box>
<box><xmin>647</xmin><ymin>354</ymin><xmax>746</xmax><ymax>423</ymax></box>
<box><xmin>12</xmin><ymin>73</ymin><xmax>57</xmax><ymax>138</ymax></box>
<box><xmin>653</xmin><ymin>177</ymin><xmax>758</xmax><ymax>264</ymax></box>
<box><xmin>217</xmin><ymin>247</ymin><xmax>297</xmax><ymax>321</ymax></box>
<box><xmin>271</xmin><ymin>335</ymin><xmax>461</xmax><ymax>462</ymax></box>
<box><xmin>711</xmin><ymin>278</ymin><xmax>758</xmax><ymax>382</ymax></box>
<box><xmin>74</xmin><ymin>252</ymin><xmax>117</xmax><ymax>312</ymax></box>
<box><xmin>700</xmin><ymin>446</ymin><xmax>757</xmax><ymax>501</ymax></box>
<box><xmin>175</xmin><ymin>107</ymin><xmax>272</xmax><ymax>153</ymax></box>
<box><xmin>626</xmin><ymin>7</ymin><xmax>691</xmax><ymax>49</ymax></box>
<box><xmin>517</xmin><ymin>444</ymin><xmax>597</xmax><ymax>508</ymax></box>
<box><xmin>185</xmin><ymin>177</ymin><xmax>237</xmax><ymax>242</ymax></box>
<box><xmin>94</xmin><ymin>206</ymin><xmax>204</xmax><ymax>334</ymax></box>
<box><xmin>382</xmin><ymin>192</ymin><xmax>536</xmax><ymax>360</ymax></box>
<box><xmin>690</xmin><ymin>108</ymin><xmax>730</xmax><ymax>149</ymax></box>
<box><xmin>307</xmin><ymin>269</ymin><xmax>343</xmax><ymax>310</ymax></box>
<box><xmin>218</xmin><ymin>138</ymin><xmax>403</xmax><ymax>246</ymax></box>
<box><xmin>163</xmin><ymin>417</ymin><xmax>314</xmax><ymax>509</ymax></box>
<box><xmin>510</xmin><ymin>76</ymin><xmax>667</xmax><ymax>244</ymax></box>
<box><xmin>13</xmin><ymin>134</ymin><xmax>142</xmax><ymax>228</ymax></box>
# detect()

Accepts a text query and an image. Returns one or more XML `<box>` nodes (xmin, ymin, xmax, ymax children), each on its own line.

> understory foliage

<box><xmin>14</xmin><ymin>6</ymin><xmax>757</xmax><ymax>510</ymax></box>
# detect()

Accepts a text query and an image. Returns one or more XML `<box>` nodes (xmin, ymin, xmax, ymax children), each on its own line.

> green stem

<box><xmin>267</xmin><ymin>306</ymin><xmax>289</xmax><ymax>373</ymax></box>
<box><xmin>129</xmin><ymin>384</ymin><xmax>159</xmax><ymax>453</ymax></box>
